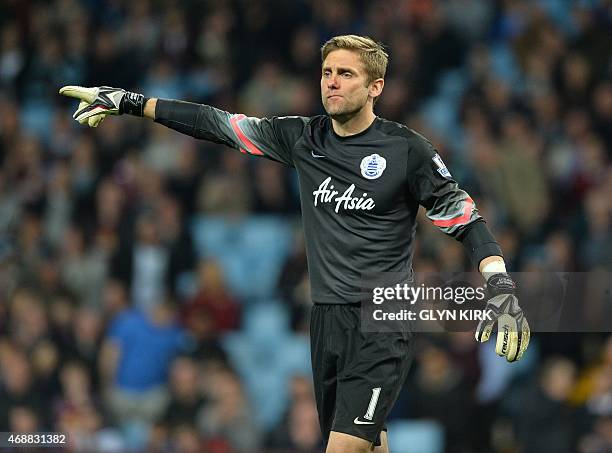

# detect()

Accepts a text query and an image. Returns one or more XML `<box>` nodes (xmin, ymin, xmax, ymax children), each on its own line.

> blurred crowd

<box><xmin>0</xmin><ymin>0</ymin><xmax>611</xmax><ymax>452</ymax></box>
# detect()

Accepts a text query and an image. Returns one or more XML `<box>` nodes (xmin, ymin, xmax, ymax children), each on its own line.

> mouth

<box><xmin>327</xmin><ymin>95</ymin><xmax>342</xmax><ymax>100</ymax></box>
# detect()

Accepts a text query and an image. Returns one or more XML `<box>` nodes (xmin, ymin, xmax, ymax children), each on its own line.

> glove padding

<box><xmin>475</xmin><ymin>273</ymin><xmax>530</xmax><ymax>362</ymax></box>
<box><xmin>59</xmin><ymin>86</ymin><xmax>126</xmax><ymax>127</ymax></box>
<box><xmin>59</xmin><ymin>85</ymin><xmax>146</xmax><ymax>127</ymax></box>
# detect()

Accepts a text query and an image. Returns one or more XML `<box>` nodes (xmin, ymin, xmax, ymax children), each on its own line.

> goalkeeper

<box><xmin>60</xmin><ymin>35</ymin><xmax>530</xmax><ymax>453</ymax></box>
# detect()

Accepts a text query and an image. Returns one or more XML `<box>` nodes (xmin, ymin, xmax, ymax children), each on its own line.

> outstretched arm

<box><xmin>60</xmin><ymin>86</ymin><xmax>306</xmax><ymax>166</ymax></box>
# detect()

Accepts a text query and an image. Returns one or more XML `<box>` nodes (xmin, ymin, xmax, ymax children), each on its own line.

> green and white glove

<box><xmin>475</xmin><ymin>273</ymin><xmax>530</xmax><ymax>362</ymax></box>
<box><xmin>59</xmin><ymin>85</ymin><xmax>147</xmax><ymax>127</ymax></box>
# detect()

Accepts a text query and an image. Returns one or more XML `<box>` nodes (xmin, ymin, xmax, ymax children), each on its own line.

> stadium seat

<box><xmin>386</xmin><ymin>420</ymin><xmax>445</xmax><ymax>453</ymax></box>
<box><xmin>192</xmin><ymin>216</ymin><xmax>292</xmax><ymax>299</ymax></box>
<box><xmin>222</xmin><ymin>302</ymin><xmax>311</xmax><ymax>429</ymax></box>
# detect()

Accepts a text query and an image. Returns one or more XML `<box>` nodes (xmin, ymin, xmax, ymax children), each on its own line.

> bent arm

<box><xmin>406</xmin><ymin>135</ymin><xmax>506</xmax><ymax>273</ymax></box>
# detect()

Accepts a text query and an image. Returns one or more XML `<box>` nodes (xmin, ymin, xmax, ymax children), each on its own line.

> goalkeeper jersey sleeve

<box><xmin>404</xmin><ymin>131</ymin><xmax>482</xmax><ymax>238</ymax></box>
<box><xmin>154</xmin><ymin>99</ymin><xmax>307</xmax><ymax>167</ymax></box>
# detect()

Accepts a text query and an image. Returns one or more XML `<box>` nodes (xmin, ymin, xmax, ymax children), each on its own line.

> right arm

<box><xmin>59</xmin><ymin>85</ymin><xmax>305</xmax><ymax>167</ymax></box>
<box><xmin>148</xmin><ymin>97</ymin><xmax>305</xmax><ymax>167</ymax></box>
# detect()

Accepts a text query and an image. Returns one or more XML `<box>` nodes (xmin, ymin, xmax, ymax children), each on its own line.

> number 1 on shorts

<box><xmin>364</xmin><ymin>387</ymin><xmax>381</xmax><ymax>420</ymax></box>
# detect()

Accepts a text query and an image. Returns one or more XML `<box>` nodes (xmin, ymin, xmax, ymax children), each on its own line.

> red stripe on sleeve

<box><xmin>230</xmin><ymin>114</ymin><xmax>264</xmax><ymax>156</ymax></box>
<box><xmin>432</xmin><ymin>196</ymin><xmax>475</xmax><ymax>227</ymax></box>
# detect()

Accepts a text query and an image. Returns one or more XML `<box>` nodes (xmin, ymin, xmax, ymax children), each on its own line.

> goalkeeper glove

<box><xmin>475</xmin><ymin>273</ymin><xmax>530</xmax><ymax>362</ymax></box>
<box><xmin>59</xmin><ymin>86</ymin><xmax>148</xmax><ymax>127</ymax></box>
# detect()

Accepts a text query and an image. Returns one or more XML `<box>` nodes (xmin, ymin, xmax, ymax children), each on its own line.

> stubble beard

<box><xmin>324</xmin><ymin>98</ymin><xmax>366</xmax><ymax>124</ymax></box>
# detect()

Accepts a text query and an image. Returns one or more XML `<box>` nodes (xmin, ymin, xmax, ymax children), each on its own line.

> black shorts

<box><xmin>310</xmin><ymin>303</ymin><xmax>414</xmax><ymax>447</ymax></box>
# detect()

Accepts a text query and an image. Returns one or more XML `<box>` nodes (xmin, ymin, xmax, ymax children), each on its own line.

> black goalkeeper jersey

<box><xmin>155</xmin><ymin>101</ymin><xmax>487</xmax><ymax>304</ymax></box>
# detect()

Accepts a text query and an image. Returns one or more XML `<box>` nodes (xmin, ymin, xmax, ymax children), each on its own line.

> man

<box><xmin>61</xmin><ymin>35</ymin><xmax>530</xmax><ymax>453</ymax></box>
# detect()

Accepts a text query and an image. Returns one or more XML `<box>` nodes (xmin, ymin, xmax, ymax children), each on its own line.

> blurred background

<box><xmin>0</xmin><ymin>0</ymin><xmax>611</xmax><ymax>452</ymax></box>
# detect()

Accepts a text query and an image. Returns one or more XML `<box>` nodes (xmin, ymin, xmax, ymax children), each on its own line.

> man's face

<box><xmin>321</xmin><ymin>49</ymin><xmax>372</xmax><ymax>121</ymax></box>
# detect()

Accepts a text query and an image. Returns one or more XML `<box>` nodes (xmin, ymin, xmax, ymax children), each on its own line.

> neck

<box><xmin>331</xmin><ymin>106</ymin><xmax>376</xmax><ymax>137</ymax></box>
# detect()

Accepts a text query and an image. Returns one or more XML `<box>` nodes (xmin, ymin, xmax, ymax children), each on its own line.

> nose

<box><xmin>327</xmin><ymin>74</ymin><xmax>340</xmax><ymax>90</ymax></box>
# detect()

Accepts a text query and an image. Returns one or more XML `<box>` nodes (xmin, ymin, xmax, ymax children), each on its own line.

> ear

<box><xmin>369</xmin><ymin>78</ymin><xmax>384</xmax><ymax>99</ymax></box>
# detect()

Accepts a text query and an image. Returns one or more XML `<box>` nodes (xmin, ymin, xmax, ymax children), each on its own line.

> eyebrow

<box><xmin>322</xmin><ymin>66</ymin><xmax>357</xmax><ymax>73</ymax></box>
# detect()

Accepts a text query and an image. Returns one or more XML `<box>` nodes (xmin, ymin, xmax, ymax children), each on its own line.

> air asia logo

<box><xmin>313</xmin><ymin>177</ymin><xmax>375</xmax><ymax>213</ymax></box>
<box><xmin>360</xmin><ymin>154</ymin><xmax>386</xmax><ymax>179</ymax></box>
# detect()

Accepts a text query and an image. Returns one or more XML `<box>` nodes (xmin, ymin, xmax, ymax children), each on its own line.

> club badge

<box><xmin>360</xmin><ymin>154</ymin><xmax>386</xmax><ymax>179</ymax></box>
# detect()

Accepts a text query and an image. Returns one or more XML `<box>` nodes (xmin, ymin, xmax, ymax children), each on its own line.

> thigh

<box><xmin>326</xmin><ymin>430</ymin><xmax>390</xmax><ymax>453</ymax></box>
<box><xmin>332</xmin><ymin>327</ymin><xmax>414</xmax><ymax>446</ymax></box>
<box><xmin>326</xmin><ymin>431</ymin><xmax>375</xmax><ymax>453</ymax></box>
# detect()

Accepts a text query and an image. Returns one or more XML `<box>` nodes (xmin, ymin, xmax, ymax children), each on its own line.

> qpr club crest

<box><xmin>360</xmin><ymin>153</ymin><xmax>386</xmax><ymax>179</ymax></box>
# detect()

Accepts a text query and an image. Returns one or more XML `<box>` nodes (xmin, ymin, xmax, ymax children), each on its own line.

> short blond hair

<box><xmin>321</xmin><ymin>35</ymin><xmax>388</xmax><ymax>84</ymax></box>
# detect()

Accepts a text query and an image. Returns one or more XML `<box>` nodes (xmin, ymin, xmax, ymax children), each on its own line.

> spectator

<box><xmin>65</xmin><ymin>307</ymin><xmax>105</xmax><ymax>392</ymax></box>
<box><xmin>278</xmin><ymin>230</ymin><xmax>310</xmax><ymax>332</ymax></box>
<box><xmin>162</xmin><ymin>356</ymin><xmax>207</xmax><ymax>430</ymax></box>
<box><xmin>60</xmin><ymin>224</ymin><xmax>108</xmax><ymax>307</ymax></box>
<box><xmin>408</xmin><ymin>336</ymin><xmax>476</xmax><ymax>452</ymax></box>
<box><xmin>100</xmin><ymin>300</ymin><xmax>189</xmax><ymax>427</ymax></box>
<box><xmin>0</xmin><ymin>344</ymin><xmax>47</xmax><ymax>430</ymax></box>
<box><xmin>112</xmin><ymin>212</ymin><xmax>170</xmax><ymax>310</ymax></box>
<box><xmin>55</xmin><ymin>361</ymin><xmax>106</xmax><ymax>447</ymax></box>
<box><xmin>266</xmin><ymin>375</ymin><xmax>323</xmax><ymax>452</ymax></box>
<box><xmin>513</xmin><ymin>357</ymin><xmax>580</xmax><ymax>453</ymax></box>
<box><xmin>182</xmin><ymin>259</ymin><xmax>240</xmax><ymax>335</ymax></box>
<box><xmin>197</xmin><ymin>367</ymin><xmax>261</xmax><ymax>452</ymax></box>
